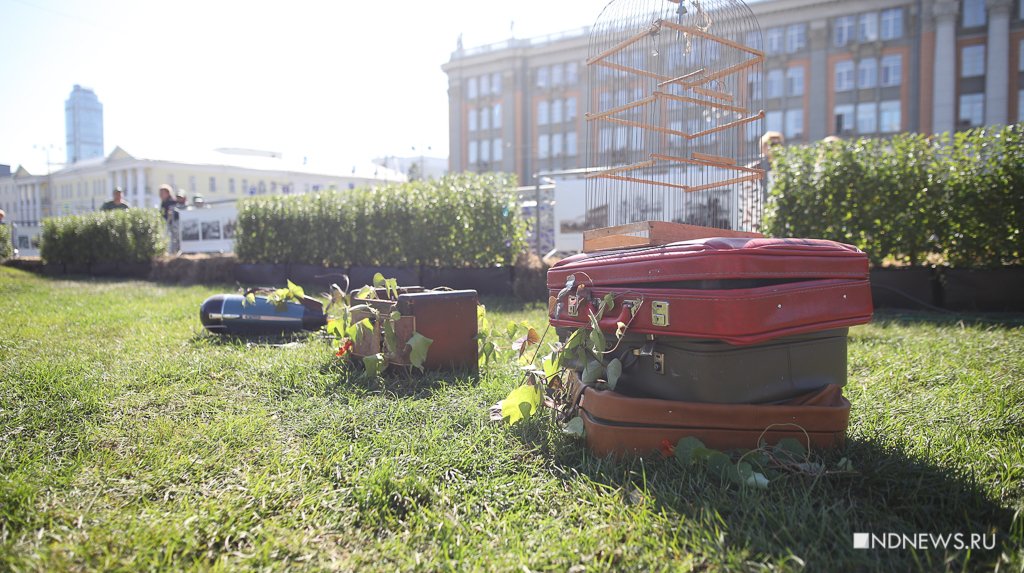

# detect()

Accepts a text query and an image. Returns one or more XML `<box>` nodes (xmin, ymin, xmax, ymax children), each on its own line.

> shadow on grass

<box><xmin>189</xmin><ymin>331</ymin><xmax>316</xmax><ymax>348</ymax></box>
<box><xmin>512</xmin><ymin>425</ymin><xmax>1020</xmax><ymax>571</ymax></box>
<box><xmin>870</xmin><ymin>308</ymin><xmax>1024</xmax><ymax>330</ymax></box>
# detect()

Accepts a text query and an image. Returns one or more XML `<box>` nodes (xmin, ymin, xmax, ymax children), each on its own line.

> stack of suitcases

<box><xmin>547</xmin><ymin>236</ymin><xmax>873</xmax><ymax>457</ymax></box>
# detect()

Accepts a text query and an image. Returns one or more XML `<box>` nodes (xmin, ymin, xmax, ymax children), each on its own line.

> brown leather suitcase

<box><xmin>577</xmin><ymin>383</ymin><xmax>850</xmax><ymax>457</ymax></box>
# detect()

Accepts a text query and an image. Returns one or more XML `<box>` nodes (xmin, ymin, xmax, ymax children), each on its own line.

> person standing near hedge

<box><xmin>100</xmin><ymin>188</ymin><xmax>130</xmax><ymax>211</ymax></box>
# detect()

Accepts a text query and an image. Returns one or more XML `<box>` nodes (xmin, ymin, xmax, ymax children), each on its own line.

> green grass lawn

<box><xmin>1</xmin><ymin>266</ymin><xmax>1022</xmax><ymax>572</ymax></box>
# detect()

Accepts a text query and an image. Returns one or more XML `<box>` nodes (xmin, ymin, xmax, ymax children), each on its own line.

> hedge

<box><xmin>234</xmin><ymin>173</ymin><xmax>527</xmax><ymax>268</ymax></box>
<box><xmin>40</xmin><ymin>209</ymin><xmax>167</xmax><ymax>265</ymax></box>
<box><xmin>766</xmin><ymin>124</ymin><xmax>1024</xmax><ymax>267</ymax></box>
<box><xmin>0</xmin><ymin>224</ymin><xmax>10</xmax><ymax>261</ymax></box>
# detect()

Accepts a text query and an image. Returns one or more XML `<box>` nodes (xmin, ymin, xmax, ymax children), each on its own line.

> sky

<box><xmin>0</xmin><ymin>0</ymin><xmax>601</xmax><ymax>174</ymax></box>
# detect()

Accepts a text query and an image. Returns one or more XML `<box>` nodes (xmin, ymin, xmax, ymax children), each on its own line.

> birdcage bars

<box><xmin>584</xmin><ymin>0</ymin><xmax>766</xmax><ymax>237</ymax></box>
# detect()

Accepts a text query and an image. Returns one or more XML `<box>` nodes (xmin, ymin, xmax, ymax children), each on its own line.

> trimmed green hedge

<box><xmin>766</xmin><ymin>125</ymin><xmax>1024</xmax><ymax>267</ymax></box>
<box><xmin>235</xmin><ymin>173</ymin><xmax>526</xmax><ymax>267</ymax></box>
<box><xmin>40</xmin><ymin>209</ymin><xmax>167</xmax><ymax>265</ymax></box>
<box><xmin>0</xmin><ymin>224</ymin><xmax>10</xmax><ymax>261</ymax></box>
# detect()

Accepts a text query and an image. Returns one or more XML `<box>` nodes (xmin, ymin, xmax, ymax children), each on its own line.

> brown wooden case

<box><xmin>350</xmin><ymin>287</ymin><xmax>478</xmax><ymax>372</ymax></box>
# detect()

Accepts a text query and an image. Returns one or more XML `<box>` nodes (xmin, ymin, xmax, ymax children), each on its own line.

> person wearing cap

<box><xmin>100</xmin><ymin>187</ymin><xmax>129</xmax><ymax>211</ymax></box>
<box><xmin>175</xmin><ymin>189</ymin><xmax>188</xmax><ymax>209</ymax></box>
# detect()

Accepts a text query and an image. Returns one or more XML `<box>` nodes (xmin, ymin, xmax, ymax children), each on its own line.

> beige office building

<box><xmin>443</xmin><ymin>0</ymin><xmax>1024</xmax><ymax>186</ymax></box>
<box><xmin>0</xmin><ymin>147</ymin><xmax>405</xmax><ymax>225</ymax></box>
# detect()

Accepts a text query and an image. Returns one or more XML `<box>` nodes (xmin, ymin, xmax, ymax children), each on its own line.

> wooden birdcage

<box><xmin>583</xmin><ymin>0</ymin><xmax>766</xmax><ymax>251</ymax></box>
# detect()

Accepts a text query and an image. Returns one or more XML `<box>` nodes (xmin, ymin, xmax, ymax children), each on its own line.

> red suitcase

<box><xmin>547</xmin><ymin>237</ymin><xmax>873</xmax><ymax>345</ymax></box>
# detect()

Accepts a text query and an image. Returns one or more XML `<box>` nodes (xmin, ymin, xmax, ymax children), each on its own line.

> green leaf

<box><xmin>372</xmin><ymin>272</ymin><xmax>386</xmax><ymax>288</ymax></box>
<box><xmin>565</xmin><ymin>328</ymin><xmax>584</xmax><ymax>350</ymax></box>
<box><xmin>506</xmin><ymin>322</ymin><xmax>519</xmax><ymax>339</ymax></box>
<box><xmin>390</xmin><ymin>311</ymin><xmax>402</xmax><ymax>321</ymax></box>
<box><xmin>605</xmin><ymin>358</ymin><xmax>622</xmax><ymax>390</ymax></box>
<box><xmin>563</xmin><ymin>416</ymin><xmax>585</xmax><ymax>436</ymax></box>
<box><xmin>326</xmin><ymin>319</ymin><xmax>344</xmax><ymax>339</ymax></box>
<box><xmin>674</xmin><ymin>436</ymin><xmax>706</xmax><ymax>465</ymax></box>
<box><xmin>286</xmin><ymin>279</ymin><xmax>305</xmax><ymax>299</ymax></box>
<box><xmin>384</xmin><ymin>277</ymin><xmax>399</xmax><ymax>300</ymax></box>
<box><xmin>602</xmin><ymin>293</ymin><xmax>616</xmax><ymax>312</ymax></box>
<box><xmin>542</xmin><ymin>354</ymin><xmax>559</xmax><ymax>380</ymax></box>
<box><xmin>244</xmin><ymin>292</ymin><xmax>256</xmax><ymax>306</ymax></box>
<box><xmin>500</xmin><ymin>384</ymin><xmax>541</xmax><ymax>424</ymax></box>
<box><xmin>406</xmin><ymin>331</ymin><xmax>434</xmax><ymax>372</ymax></box>
<box><xmin>355</xmin><ymin>285</ymin><xmax>376</xmax><ymax>300</ymax></box>
<box><xmin>589</xmin><ymin>328</ymin><xmax>606</xmax><ymax>355</ymax></box>
<box><xmin>383</xmin><ymin>320</ymin><xmax>397</xmax><ymax>354</ymax></box>
<box><xmin>774</xmin><ymin>438</ymin><xmax>808</xmax><ymax>459</ymax></box>
<box><xmin>582</xmin><ymin>360</ymin><xmax>604</xmax><ymax>384</ymax></box>
<box><xmin>346</xmin><ymin>318</ymin><xmax>372</xmax><ymax>342</ymax></box>
<box><xmin>362</xmin><ymin>353</ymin><xmax>385</xmax><ymax>377</ymax></box>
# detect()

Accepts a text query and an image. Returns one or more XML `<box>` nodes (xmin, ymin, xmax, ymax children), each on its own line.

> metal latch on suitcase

<box><xmin>651</xmin><ymin>301</ymin><xmax>669</xmax><ymax>327</ymax></box>
<box><xmin>632</xmin><ymin>337</ymin><xmax>665</xmax><ymax>374</ymax></box>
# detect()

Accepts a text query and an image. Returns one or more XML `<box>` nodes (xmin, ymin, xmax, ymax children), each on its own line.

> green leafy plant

<box><xmin>766</xmin><ymin>125</ymin><xmax>1023</xmax><ymax>268</ymax></box>
<box><xmin>39</xmin><ymin>209</ymin><xmax>166</xmax><ymax>265</ymax></box>
<box><xmin>234</xmin><ymin>173</ymin><xmax>527</xmax><ymax>268</ymax></box>
<box><xmin>0</xmin><ymin>224</ymin><xmax>11</xmax><ymax>261</ymax></box>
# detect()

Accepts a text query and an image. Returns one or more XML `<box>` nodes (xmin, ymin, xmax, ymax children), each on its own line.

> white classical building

<box><xmin>0</xmin><ymin>147</ymin><xmax>407</xmax><ymax>225</ymax></box>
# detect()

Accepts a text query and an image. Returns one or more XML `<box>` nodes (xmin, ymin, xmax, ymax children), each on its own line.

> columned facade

<box><xmin>932</xmin><ymin>0</ymin><xmax>959</xmax><ymax>134</ymax></box>
<box><xmin>985</xmin><ymin>0</ymin><xmax>1014</xmax><ymax>125</ymax></box>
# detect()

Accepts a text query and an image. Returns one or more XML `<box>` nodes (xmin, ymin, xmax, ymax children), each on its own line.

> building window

<box><xmin>1018</xmin><ymin>90</ymin><xmax>1024</xmax><ymax>122</ymax></box>
<box><xmin>786</xmin><ymin>24</ymin><xmax>806</xmax><ymax>53</ymax></box>
<box><xmin>1019</xmin><ymin>40</ymin><xmax>1024</xmax><ymax>71</ymax></box>
<box><xmin>834</xmin><ymin>104</ymin><xmax>855</xmax><ymax>134</ymax></box>
<box><xmin>858</xmin><ymin>58</ymin><xmax>878</xmax><ymax>89</ymax></box>
<box><xmin>480</xmin><ymin>107</ymin><xmax>490</xmax><ymax>130</ymax></box>
<box><xmin>538</xmin><ymin>134</ymin><xmax>550</xmax><ymax>159</ymax></box>
<box><xmin>492</xmin><ymin>104</ymin><xmax>502</xmax><ymax>129</ymax></box>
<box><xmin>209</xmin><ymin>177</ymin><xmax>216</xmax><ymax>193</ymax></box>
<box><xmin>566</xmin><ymin>97</ymin><xmax>577</xmax><ymax>121</ymax></box>
<box><xmin>766</xmin><ymin>110</ymin><xmax>784</xmax><ymax>134</ymax></box>
<box><xmin>784</xmin><ymin>109</ymin><xmax>804</xmax><ymax>139</ymax></box>
<box><xmin>566</xmin><ymin>62</ymin><xmax>579</xmax><ymax>84</ymax></box>
<box><xmin>551</xmin><ymin>64</ymin><xmax>564</xmax><ymax>86</ymax></box>
<box><xmin>834</xmin><ymin>16</ymin><xmax>854</xmax><ymax>47</ymax></box>
<box><xmin>859</xmin><ymin>12</ymin><xmax>878</xmax><ymax>42</ymax></box>
<box><xmin>961</xmin><ymin>45</ymin><xmax>985</xmax><ymax>77</ymax></box>
<box><xmin>258</xmin><ymin>181</ymin><xmax>266</xmax><ymax>194</ymax></box>
<box><xmin>537</xmin><ymin>100</ymin><xmax>550</xmax><ymax>125</ymax></box>
<box><xmin>962</xmin><ymin>0</ymin><xmax>986</xmax><ymax>27</ymax></box>
<box><xmin>766</xmin><ymin>27</ymin><xmax>783</xmax><ymax>54</ymax></box>
<box><xmin>229</xmin><ymin>178</ymin><xmax>235</xmax><ymax>193</ymax></box>
<box><xmin>857</xmin><ymin>102</ymin><xmax>878</xmax><ymax>133</ymax></box>
<box><xmin>168</xmin><ymin>174</ymin><xmax>175</xmax><ymax>187</ymax></box>
<box><xmin>552</xmin><ymin>133</ymin><xmax>564</xmax><ymax>157</ymax></box>
<box><xmin>552</xmin><ymin>98</ymin><xmax>564</xmax><ymax>124</ymax></box>
<box><xmin>747</xmin><ymin>71</ymin><xmax>762</xmax><ymax>99</ymax></box>
<box><xmin>880</xmin><ymin>8</ymin><xmax>903</xmax><ymax>40</ymax></box>
<box><xmin>493</xmin><ymin>138</ymin><xmax>503</xmax><ymax>162</ymax></box>
<box><xmin>468</xmin><ymin>109</ymin><xmax>478</xmax><ymax>131</ymax></box>
<box><xmin>787</xmin><ymin>66</ymin><xmax>804</xmax><ymax>96</ymax></box>
<box><xmin>959</xmin><ymin>93</ymin><xmax>985</xmax><ymax>127</ymax></box>
<box><xmin>881</xmin><ymin>54</ymin><xmax>902</xmax><ymax>86</ymax></box>
<box><xmin>479</xmin><ymin>74</ymin><xmax>490</xmax><ymax>96</ymax></box>
<box><xmin>536</xmin><ymin>66</ymin><xmax>549</xmax><ymax>88</ymax></box>
<box><xmin>242</xmin><ymin>179</ymin><xmax>248</xmax><ymax>194</ymax></box>
<box><xmin>880</xmin><ymin>100</ymin><xmax>901</xmax><ymax>132</ymax></box>
<box><xmin>467</xmin><ymin>77</ymin><xmax>477</xmax><ymax>99</ymax></box>
<box><xmin>480</xmin><ymin>139</ymin><xmax>490</xmax><ymax>162</ymax></box>
<box><xmin>492</xmin><ymin>72</ymin><xmax>502</xmax><ymax>94</ymax></box>
<box><xmin>835</xmin><ymin>60</ymin><xmax>855</xmax><ymax>91</ymax></box>
<box><xmin>189</xmin><ymin>176</ymin><xmax>196</xmax><ymax>193</ymax></box>
<box><xmin>767</xmin><ymin>69</ymin><xmax>784</xmax><ymax>98</ymax></box>
<box><xmin>567</xmin><ymin>131</ymin><xmax>578</xmax><ymax>156</ymax></box>
<box><xmin>468</xmin><ymin>141</ymin><xmax>478</xmax><ymax>164</ymax></box>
